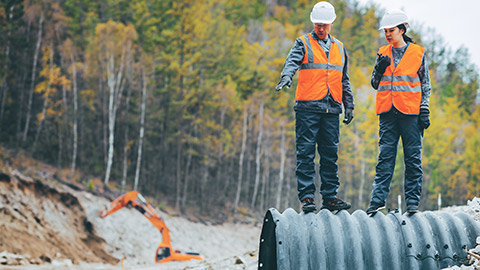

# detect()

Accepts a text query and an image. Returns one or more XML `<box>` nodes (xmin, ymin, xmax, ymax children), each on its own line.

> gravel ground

<box><xmin>441</xmin><ymin>198</ymin><xmax>480</xmax><ymax>270</ymax></box>
<box><xmin>2</xmin><ymin>185</ymin><xmax>479</xmax><ymax>270</ymax></box>
<box><xmin>73</xmin><ymin>190</ymin><xmax>262</xmax><ymax>269</ymax></box>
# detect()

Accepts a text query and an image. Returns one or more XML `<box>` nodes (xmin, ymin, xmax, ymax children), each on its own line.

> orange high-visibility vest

<box><xmin>296</xmin><ymin>33</ymin><xmax>345</xmax><ymax>102</ymax></box>
<box><xmin>376</xmin><ymin>43</ymin><xmax>425</xmax><ymax>115</ymax></box>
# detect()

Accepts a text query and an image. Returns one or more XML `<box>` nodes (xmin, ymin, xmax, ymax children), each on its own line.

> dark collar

<box><xmin>310</xmin><ymin>31</ymin><xmax>334</xmax><ymax>43</ymax></box>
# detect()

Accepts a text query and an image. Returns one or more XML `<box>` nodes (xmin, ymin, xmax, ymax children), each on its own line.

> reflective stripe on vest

<box><xmin>376</xmin><ymin>43</ymin><xmax>425</xmax><ymax>115</ymax></box>
<box><xmin>295</xmin><ymin>33</ymin><xmax>345</xmax><ymax>102</ymax></box>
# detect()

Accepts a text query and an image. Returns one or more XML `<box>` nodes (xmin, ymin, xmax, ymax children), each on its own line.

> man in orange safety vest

<box><xmin>276</xmin><ymin>1</ymin><xmax>354</xmax><ymax>214</ymax></box>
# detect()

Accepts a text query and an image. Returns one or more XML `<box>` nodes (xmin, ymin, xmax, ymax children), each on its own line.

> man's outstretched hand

<box><xmin>275</xmin><ymin>76</ymin><xmax>292</xmax><ymax>91</ymax></box>
<box><xmin>343</xmin><ymin>108</ymin><xmax>354</xmax><ymax>125</ymax></box>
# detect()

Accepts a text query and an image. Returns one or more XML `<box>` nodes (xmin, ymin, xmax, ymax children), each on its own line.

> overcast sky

<box><xmin>355</xmin><ymin>0</ymin><xmax>480</xmax><ymax>71</ymax></box>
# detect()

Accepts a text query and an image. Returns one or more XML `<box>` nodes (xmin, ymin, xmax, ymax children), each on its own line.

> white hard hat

<box><xmin>378</xmin><ymin>9</ymin><xmax>409</xmax><ymax>30</ymax></box>
<box><xmin>310</xmin><ymin>2</ymin><xmax>336</xmax><ymax>24</ymax></box>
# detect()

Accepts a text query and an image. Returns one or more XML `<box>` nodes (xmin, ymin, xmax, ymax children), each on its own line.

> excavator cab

<box><xmin>156</xmin><ymin>246</ymin><xmax>171</xmax><ymax>262</ymax></box>
<box><xmin>100</xmin><ymin>191</ymin><xmax>203</xmax><ymax>264</ymax></box>
<box><xmin>155</xmin><ymin>242</ymin><xmax>203</xmax><ymax>264</ymax></box>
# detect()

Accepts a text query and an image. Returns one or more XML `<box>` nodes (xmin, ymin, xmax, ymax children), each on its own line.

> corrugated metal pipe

<box><xmin>258</xmin><ymin>208</ymin><xmax>480</xmax><ymax>270</ymax></box>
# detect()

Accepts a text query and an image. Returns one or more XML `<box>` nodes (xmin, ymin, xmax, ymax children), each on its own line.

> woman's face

<box><xmin>384</xmin><ymin>27</ymin><xmax>405</xmax><ymax>46</ymax></box>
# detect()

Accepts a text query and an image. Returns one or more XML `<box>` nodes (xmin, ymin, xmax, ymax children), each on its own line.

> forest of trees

<box><xmin>0</xmin><ymin>0</ymin><xmax>478</xmax><ymax>219</ymax></box>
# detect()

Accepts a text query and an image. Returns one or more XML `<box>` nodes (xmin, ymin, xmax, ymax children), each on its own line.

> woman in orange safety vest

<box><xmin>366</xmin><ymin>10</ymin><xmax>431</xmax><ymax>216</ymax></box>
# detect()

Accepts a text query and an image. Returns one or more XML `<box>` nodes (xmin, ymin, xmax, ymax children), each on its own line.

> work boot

<box><xmin>321</xmin><ymin>197</ymin><xmax>351</xmax><ymax>212</ymax></box>
<box><xmin>366</xmin><ymin>203</ymin><xmax>386</xmax><ymax>216</ymax></box>
<box><xmin>407</xmin><ymin>205</ymin><xmax>419</xmax><ymax>214</ymax></box>
<box><xmin>301</xmin><ymin>197</ymin><xmax>317</xmax><ymax>213</ymax></box>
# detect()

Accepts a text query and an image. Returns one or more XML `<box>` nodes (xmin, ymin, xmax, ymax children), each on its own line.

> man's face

<box><xmin>314</xmin><ymin>23</ymin><xmax>332</xmax><ymax>39</ymax></box>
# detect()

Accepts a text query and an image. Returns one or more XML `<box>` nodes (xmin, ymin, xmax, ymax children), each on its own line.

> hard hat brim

<box><xmin>378</xmin><ymin>23</ymin><xmax>409</xmax><ymax>31</ymax></box>
<box><xmin>310</xmin><ymin>15</ymin><xmax>336</xmax><ymax>24</ymax></box>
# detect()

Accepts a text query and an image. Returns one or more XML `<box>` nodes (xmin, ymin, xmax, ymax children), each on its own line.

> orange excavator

<box><xmin>99</xmin><ymin>190</ymin><xmax>203</xmax><ymax>263</ymax></box>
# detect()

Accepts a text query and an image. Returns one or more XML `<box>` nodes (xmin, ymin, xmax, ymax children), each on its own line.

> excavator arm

<box><xmin>100</xmin><ymin>191</ymin><xmax>202</xmax><ymax>263</ymax></box>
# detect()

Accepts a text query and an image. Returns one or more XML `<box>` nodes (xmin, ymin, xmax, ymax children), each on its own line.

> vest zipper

<box><xmin>389</xmin><ymin>44</ymin><xmax>408</xmax><ymax>111</ymax></box>
<box><xmin>390</xmin><ymin>48</ymin><xmax>395</xmax><ymax>109</ymax></box>
<box><xmin>325</xmin><ymin>41</ymin><xmax>330</xmax><ymax>98</ymax></box>
<box><xmin>325</xmin><ymin>48</ymin><xmax>332</xmax><ymax>114</ymax></box>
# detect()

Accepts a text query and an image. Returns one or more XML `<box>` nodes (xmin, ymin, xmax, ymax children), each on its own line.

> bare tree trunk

<box><xmin>57</xmin><ymin>82</ymin><xmax>66</xmax><ymax>168</ymax></box>
<box><xmin>175</xmin><ymin>132</ymin><xmax>183</xmax><ymax>210</ymax></box>
<box><xmin>246</xmin><ymin>112</ymin><xmax>253</xmax><ymax>195</ymax></box>
<box><xmin>284</xmin><ymin>166</ymin><xmax>291</xmax><ymax>211</ymax></box>
<box><xmin>33</xmin><ymin>45</ymin><xmax>54</xmax><ymax>152</ymax></box>
<box><xmin>175</xmin><ymin>21</ymin><xmax>186</xmax><ymax>211</ymax></box>
<box><xmin>181</xmin><ymin>149</ymin><xmax>193</xmax><ymax>208</ymax></box>
<box><xmin>260</xmin><ymin>132</ymin><xmax>270</xmax><ymax>211</ymax></box>
<box><xmin>218</xmin><ymin>107</ymin><xmax>228</xmax><ymax>198</ymax></box>
<box><xmin>344</xmin><ymin>164</ymin><xmax>351</xmax><ymax>203</ymax></box>
<box><xmin>0</xmin><ymin>6</ymin><xmax>14</xmax><ymax>125</ymax></box>
<box><xmin>222</xmin><ymin>151</ymin><xmax>233</xmax><ymax>197</ymax></box>
<box><xmin>233</xmin><ymin>108</ymin><xmax>248</xmax><ymax>218</ymax></box>
<box><xmin>121</xmin><ymin>79</ymin><xmax>132</xmax><ymax>193</ymax></box>
<box><xmin>70</xmin><ymin>52</ymin><xmax>78</xmax><ymax>176</ymax></box>
<box><xmin>104</xmin><ymin>55</ymin><xmax>117</xmax><ymax>185</ymax></box>
<box><xmin>358</xmin><ymin>158</ymin><xmax>366</xmax><ymax>208</ymax></box>
<box><xmin>0</xmin><ymin>76</ymin><xmax>8</xmax><ymax>123</ymax></box>
<box><xmin>133</xmin><ymin>66</ymin><xmax>147</xmax><ymax>191</ymax></box>
<box><xmin>276</xmin><ymin>124</ymin><xmax>286</xmax><ymax>209</ymax></box>
<box><xmin>57</xmin><ymin>120</ymin><xmax>63</xmax><ymax>167</ymax></box>
<box><xmin>265</xmin><ymin>0</ymin><xmax>275</xmax><ymax>17</ymax></box>
<box><xmin>251</xmin><ymin>101</ymin><xmax>264</xmax><ymax>208</ymax></box>
<box><xmin>23</xmin><ymin>13</ymin><xmax>44</xmax><ymax>142</ymax></box>
<box><xmin>16</xmin><ymin>19</ymin><xmax>31</xmax><ymax>143</ymax></box>
<box><xmin>57</xmin><ymin>54</ymin><xmax>68</xmax><ymax>168</ymax></box>
<box><xmin>16</xmin><ymin>70</ymin><xmax>28</xmax><ymax>143</ymax></box>
<box><xmin>160</xmin><ymin>87</ymin><xmax>170</xmax><ymax>186</ymax></box>
<box><xmin>121</xmin><ymin>50</ymin><xmax>134</xmax><ymax>192</ymax></box>
<box><xmin>104</xmin><ymin>45</ymin><xmax>127</xmax><ymax>185</ymax></box>
<box><xmin>200</xmin><ymin>159</ymin><xmax>209</xmax><ymax>213</ymax></box>
<box><xmin>101</xmin><ymin>66</ymin><xmax>107</xmax><ymax>167</ymax></box>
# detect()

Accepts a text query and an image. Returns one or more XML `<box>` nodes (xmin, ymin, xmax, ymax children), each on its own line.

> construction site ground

<box><xmin>1</xmin><ymin>149</ymin><xmax>479</xmax><ymax>270</ymax></box>
<box><xmin>0</xmin><ymin>168</ymin><xmax>261</xmax><ymax>270</ymax></box>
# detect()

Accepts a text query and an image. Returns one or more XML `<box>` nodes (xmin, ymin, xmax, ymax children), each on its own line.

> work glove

<box><xmin>343</xmin><ymin>108</ymin><xmax>354</xmax><ymax>125</ymax></box>
<box><xmin>374</xmin><ymin>53</ymin><xmax>391</xmax><ymax>75</ymax></box>
<box><xmin>418</xmin><ymin>108</ymin><xmax>430</xmax><ymax>130</ymax></box>
<box><xmin>275</xmin><ymin>76</ymin><xmax>292</xmax><ymax>91</ymax></box>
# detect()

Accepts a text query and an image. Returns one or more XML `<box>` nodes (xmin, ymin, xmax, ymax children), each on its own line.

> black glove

<box><xmin>343</xmin><ymin>108</ymin><xmax>354</xmax><ymax>125</ymax></box>
<box><xmin>275</xmin><ymin>76</ymin><xmax>292</xmax><ymax>91</ymax></box>
<box><xmin>374</xmin><ymin>53</ymin><xmax>391</xmax><ymax>75</ymax></box>
<box><xmin>418</xmin><ymin>108</ymin><xmax>430</xmax><ymax>130</ymax></box>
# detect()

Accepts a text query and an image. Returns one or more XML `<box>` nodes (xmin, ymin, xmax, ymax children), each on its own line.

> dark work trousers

<box><xmin>370</xmin><ymin>108</ymin><xmax>424</xmax><ymax>207</ymax></box>
<box><xmin>295</xmin><ymin>111</ymin><xmax>340</xmax><ymax>202</ymax></box>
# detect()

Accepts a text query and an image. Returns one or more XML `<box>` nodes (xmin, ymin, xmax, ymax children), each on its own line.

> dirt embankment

<box><xmin>0</xmin><ymin>170</ymin><xmax>118</xmax><ymax>265</ymax></box>
<box><xmin>0</xmin><ymin>166</ymin><xmax>261</xmax><ymax>269</ymax></box>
